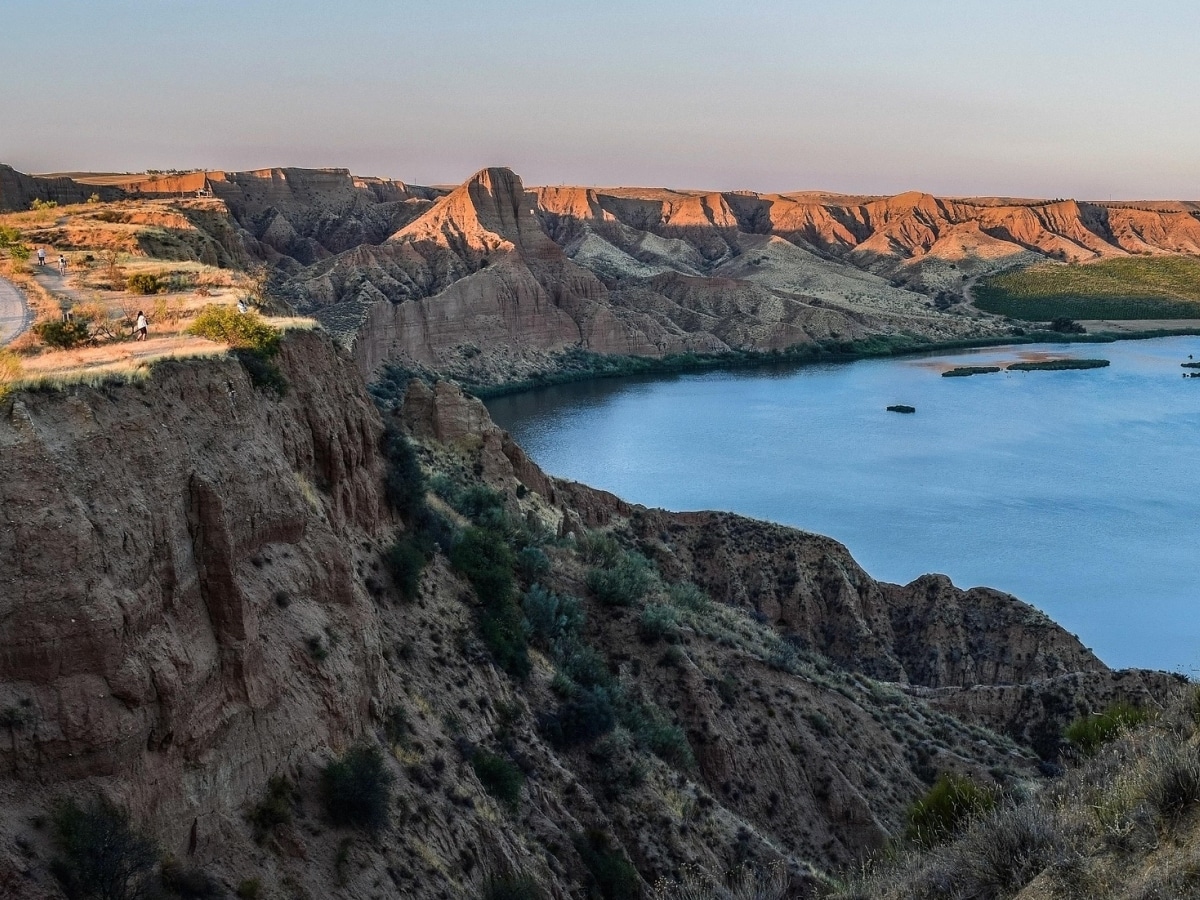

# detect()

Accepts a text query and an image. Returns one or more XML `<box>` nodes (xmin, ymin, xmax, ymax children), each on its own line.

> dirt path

<box><xmin>0</xmin><ymin>276</ymin><xmax>31</xmax><ymax>346</ymax></box>
<box><xmin>31</xmin><ymin>263</ymin><xmax>89</xmax><ymax>309</ymax></box>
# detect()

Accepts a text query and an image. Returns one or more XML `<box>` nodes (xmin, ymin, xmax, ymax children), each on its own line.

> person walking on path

<box><xmin>57</xmin><ymin>255</ymin><xmax>67</xmax><ymax>276</ymax></box>
<box><xmin>135</xmin><ymin>310</ymin><xmax>148</xmax><ymax>341</ymax></box>
<box><xmin>37</xmin><ymin>247</ymin><xmax>46</xmax><ymax>267</ymax></box>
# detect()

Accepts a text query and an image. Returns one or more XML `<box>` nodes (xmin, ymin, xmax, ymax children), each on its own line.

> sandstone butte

<box><xmin>0</xmin><ymin>165</ymin><xmax>1197</xmax><ymax>898</ymax></box>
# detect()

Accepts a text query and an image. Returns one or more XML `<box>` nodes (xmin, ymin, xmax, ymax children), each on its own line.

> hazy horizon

<box><xmin>4</xmin><ymin>0</ymin><xmax>1199</xmax><ymax>199</ymax></box>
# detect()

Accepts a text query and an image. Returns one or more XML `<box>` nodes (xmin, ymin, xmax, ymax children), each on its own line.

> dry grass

<box><xmin>8</xmin><ymin>338</ymin><xmax>226</xmax><ymax>391</ymax></box>
<box><xmin>0</xmin><ymin>195</ymin><xmax>310</xmax><ymax>387</ymax></box>
<box><xmin>652</xmin><ymin>862</ymin><xmax>791</xmax><ymax>899</ymax></box>
<box><xmin>824</xmin><ymin>687</ymin><xmax>1200</xmax><ymax>900</ymax></box>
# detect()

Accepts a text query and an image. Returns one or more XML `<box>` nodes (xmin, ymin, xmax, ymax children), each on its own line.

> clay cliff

<box><xmin>47</xmin><ymin>167</ymin><xmax>448</xmax><ymax>271</ymax></box>
<box><xmin>0</xmin><ymin>339</ymin><xmax>1180</xmax><ymax>898</ymax></box>
<box><xmin>286</xmin><ymin>168</ymin><xmax>1200</xmax><ymax>385</ymax></box>
<box><xmin>9</xmin><ymin>161</ymin><xmax>1200</xmax><ymax>389</ymax></box>
<box><xmin>0</xmin><ymin>166</ymin><xmax>122</xmax><ymax>211</ymax></box>
<box><xmin>293</xmin><ymin>168</ymin><xmax>986</xmax><ymax>383</ymax></box>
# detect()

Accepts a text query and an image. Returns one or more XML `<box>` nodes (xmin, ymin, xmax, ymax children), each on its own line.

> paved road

<box><xmin>0</xmin><ymin>276</ymin><xmax>31</xmax><ymax>346</ymax></box>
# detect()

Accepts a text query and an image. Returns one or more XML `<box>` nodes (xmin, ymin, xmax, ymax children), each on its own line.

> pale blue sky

<box><xmin>2</xmin><ymin>0</ymin><xmax>1198</xmax><ymax>197</ymax></box>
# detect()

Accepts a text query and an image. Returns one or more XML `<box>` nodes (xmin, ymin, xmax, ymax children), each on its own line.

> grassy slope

<box><xmin>827</xmin><ymin>689</ymin><xmax>1200</xmax><ymax>900</ymax></box>
<box><xmin>975</xmin><ymin>256</ymin><xmax>1200</xmax><ymax>320</ymax></box>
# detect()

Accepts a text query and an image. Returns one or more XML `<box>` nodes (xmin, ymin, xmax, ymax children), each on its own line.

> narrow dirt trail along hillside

<box><xmin>0</xmin><ymin>276</ymin><xmax>30</xmax><ymax>344</ymax></box>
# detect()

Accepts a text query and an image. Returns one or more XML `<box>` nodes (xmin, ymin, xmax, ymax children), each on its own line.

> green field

<box><xmin>974</xmin><ymin>256</ymin><xmax>1200</xmax><ymax>321</ymax></box>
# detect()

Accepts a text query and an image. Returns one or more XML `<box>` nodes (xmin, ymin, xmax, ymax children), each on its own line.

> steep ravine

<box><xmin>0</xmin><ymin>334</ymin><xmax>1181</xmax><ymax>898</ymax></box>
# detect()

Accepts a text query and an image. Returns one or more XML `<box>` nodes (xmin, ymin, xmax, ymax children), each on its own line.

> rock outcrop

<box><xmin>287</xmin><ymin>169</ymin><xmax>1200</xmax><ymax>385</ymax></box>
<box><xmin>295</xmin><ymin>168</ymin><xmax>992</xmax><ymax>383</ymax></box>
<box><xmin>0</xmin><ymin>165</ymin><xmax>122</xmax><ymax>211</ymax></box>
<box><xmin>0</xmin><ymin>344</ymin><xmax>1180</xmax><ymax>898</ymax></box>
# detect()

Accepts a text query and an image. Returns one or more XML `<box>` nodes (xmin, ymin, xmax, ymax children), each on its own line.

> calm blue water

<box><xmin>487</xmin><ymin>337</ymin><xmax>1200</xmax><ymax>673</ymax></box>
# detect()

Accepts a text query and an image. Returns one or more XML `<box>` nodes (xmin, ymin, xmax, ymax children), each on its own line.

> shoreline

<box><xmin>465</xmin><ymin>325</ymin><xmax>1200</xmax><ymax>400</ymax></box>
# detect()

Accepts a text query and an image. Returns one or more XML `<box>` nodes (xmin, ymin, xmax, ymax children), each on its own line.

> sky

<box><xmin>2</xmin><ymin>0</ymin><xmax>1198</xmax><ymax>198</ymax></box>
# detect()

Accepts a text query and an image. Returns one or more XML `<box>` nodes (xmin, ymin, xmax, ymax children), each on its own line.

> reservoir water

<box><xmin>486</xmin><ymin>336</ymin><xmax>1200</xmax><ymax>674</ymax></box>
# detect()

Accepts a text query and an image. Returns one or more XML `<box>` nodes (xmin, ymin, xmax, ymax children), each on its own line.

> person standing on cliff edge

<box><xmin>135</xmin><ymin>310</ymin><xmax>148</xmax><ymax>341</ymax></box>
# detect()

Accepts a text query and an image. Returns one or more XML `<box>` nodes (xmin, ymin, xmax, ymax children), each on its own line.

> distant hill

<box><xmin>7</xmin><ymin>161</ymin><xmax>1200</xmax><ymax>386</ymax></box>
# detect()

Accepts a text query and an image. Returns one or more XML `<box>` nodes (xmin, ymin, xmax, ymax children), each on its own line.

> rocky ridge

<box><xmin>0</xmin><ymin>334</ymin><xmax>1180</xmax><ymax>898</ymax></box>
<box><xmin>294</xmin><ymin>168</ymin><xmax>994</xmax><ymax>384</ymax></box>
<box><xmin>0</xmin><ymin>166</ymin><xmax>122</xmax><ymax>211</ymax></box>
<box><xmin>289</xmin><ymin>169</ymin><xmax>1200</xmax><ymax>385</ymax></box>
<box><xmin>8</xmin><ymin>162</ymin><xmax>1200</xmax><ymax>391</ymax></box>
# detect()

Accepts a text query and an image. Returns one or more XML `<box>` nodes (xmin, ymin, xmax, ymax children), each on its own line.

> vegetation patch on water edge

<box><xmin>942</xmin><ymin>366</ymin><xmax>1003</xmax><ymax>377</ymax></box>
<box><xmin>366</xmin><ymin>328</ymin><xmax>1200</xmax><ymax>404</ymax></box>
<box><xmin>1006</xmin><ymin>358</ymin><xmax>1110</xmax><ymax>371</ymax></box>
<box><xmin>974</xmin><ymin>256</ymin><xmax>1200</xmax><ymax>321</ymax></box>
<box><xmin>457</xmin><ymin>332</ymin><xmax>1149</xmax><ymax>399</ymax></box>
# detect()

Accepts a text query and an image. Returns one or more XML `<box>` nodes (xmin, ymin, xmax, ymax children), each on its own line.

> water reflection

<box><xmin>487</xmin><ymin>337</ymin><xmax>1200</xmax><ymax>673</ymax></box>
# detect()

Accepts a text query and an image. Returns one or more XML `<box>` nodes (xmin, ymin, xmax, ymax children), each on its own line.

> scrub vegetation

<box><xmin>975</xmin><ymin>257</ymin><xmax>1200</xmax><ymax>321</ymax></box>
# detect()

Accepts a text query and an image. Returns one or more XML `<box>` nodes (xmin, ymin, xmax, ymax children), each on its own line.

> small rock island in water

<box><xmin>886</xmin><ymin>404</ymin><xmax>916</xmax><ymax>413</ymax></box>
<box><xmin>942</xmin><ymin>366</ymin><xmax>1003</xmax><ymax>377</ymax></box>
<box><xmin>1007</xmin><ymin>359</ymin><xmax>1110</xmax><ymax>371</ymax></box>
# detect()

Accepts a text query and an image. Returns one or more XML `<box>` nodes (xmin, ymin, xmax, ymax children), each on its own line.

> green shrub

<box><xmin>321</xmin><ymin>744</ymin><xmax>394</xmax><ymax>833</ymax></box>
<box><xmin>1050</xmin><ymin>316</ymin><xmax>1086</xmax><ymax>333</ymax></box>
<box><xmin>578</xmin><ymin>531</ymin><xmax>622</xmax><ymax>567</ymax></box>
<box><xmin>381</xmin><ymin>425</ymin><xmax>426</xmax><ymax>520</ymax></box>
<box><xmin>479</xmin><ymin>600</ymin><xmax>531</xmax><ymax>679</ymax></box>
<box><xmin>521</xmin><ymin>586</ymin><xmax>584</xmax><ymax>651</ymax></box>
<box><xmin>1065</xmin><ymin>702</ymin><xmax>1149</xmax><ymax>758</ymax></box>
<box><xmin>236</xmin><ymin>879</ymin><xmax>262</xmax><ymax>900</ymax></box>
<box><xmin>386</xmin><ymin>535</ymin><xmax>426</xmax><ymax>602</ymax></box>
<box><xmin>618</xmin><ymin>699</ymin><xmax>694</xmax><ymax>768</ymax></box>
<box><xmin>233</xmin><ymin>348</ymin><xmax>287</xmax><ymax>396</ymax></box>
<box><xmin>561</xmin><ymin>644</ymin><xmax>612</xmax><ymax>690</ymax></box>
<box><xmin>482</xmin><ymin>872</ymin><xmax>545</xmax><ymax>900</ymax></box>
<box><xmin>666</xmin><ymin>581</ymin><xmax>710</xmax><ymax>611</ymax></box>
<box><xmin>540</xmin><ymin>686</ymin><xmax>617</xmax><ymax>748</ymax></box>
<box><xmin>515</xmin><ymin>546</ymin><xmax>550</xmax><ymax>583</ymax></box>
<box><xmin>305</xmin><ymin>635</ymin><xmax>328</xmax><ymax>662</ymax></box>
<box><xmin>574</xmin><ymin>829</ymin><xmax>640</xmax><ymax>900</ymax></box>
<box><xmin>905</xmin><ymin>773</ymin><xmax>998</xmax><ymax>847</ymax></box>
<box><xmin>34</xmin><ymin>319</ymin><xmax>91</xmax><ymax>350</ymax></box>
<box><xmin>455</xmin><ymin>484</ymin><xmax>508</xmax><ymax>528</ymax></box>
<box><xmin>472</xmin><ymin>749</ymin><xmax>525</xmax><ymax>810</ymax></box>
<box><xmin>637</xmin><ymin>720</ymin><xmax>693</xmax><ymax>768</ymax></box>
<box><xmin>186</xmin><ymin>305</ymin><xmax>281</xmax><ymax>355</ymax></box>
<box><xmin>0</xmin><ymin>225</ymin><xmax>21</xmax><ymax>247</ymax></box>
<box><xmin>452</xmin><ymin>527</ymin><xmax>515</xmax><ymax>604</ymax></box>
<box><xmin>1144</xmin><ymin>745</ymin><xmax>1200</xmax><ymax>821</ymax></box>
<box><xmin>383</xmin><ymin>706</ymin><xmax>410</xmax><ymax>746</ymax></box>
<box><xmin>31</xmin><ymin>198</ymin><xmax>58</xmax><ymax>210</ymax></box>
<box><xmin>638</xmin><ymin>603</ymin><xmax>679</xmax><ymax>643</ymax></box>
<box><xmin>50</xmin><ymin>796</ymin><xmax>158</xmax><ymax>900</ymax></box>
<box><xmin>125</xmin><ymin>273</ymin><xmax>165</xmax><ymax>295</ymax></box>
<box><xmin>248</xmin><ymin>775</ymin><xmax>294</xmax><ymax>842</ymax></box>
<box><xmin>160</xmin><ymin>860</ymin><xmax>224</xmax><ymax>899</ymax></box>
<box><xmin>452</xmin><ymin>527</ymin><xmax>529</xmax><ymax>677</ymax></box>
<box><xmin>586</xmin><ymin>554</ymin><xmax>653</xmax><ymax>607</ymax></box>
